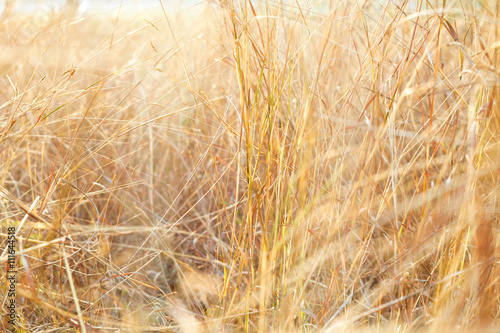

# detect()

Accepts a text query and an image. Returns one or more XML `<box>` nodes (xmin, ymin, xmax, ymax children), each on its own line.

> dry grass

<box><xmin>1</xmin><ymin>0</ymin><xmax>500</xmax><ymax>331</ymax></box>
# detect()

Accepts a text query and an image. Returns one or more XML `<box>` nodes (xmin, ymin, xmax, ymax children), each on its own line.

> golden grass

<box><xmin>1</xmin><ymin>0</ymin><xmax>500</xmax><ymax>331</ymax></box>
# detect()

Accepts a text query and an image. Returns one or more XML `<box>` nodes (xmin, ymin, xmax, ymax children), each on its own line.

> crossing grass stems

<box><xmin>0</xmin><ymin>0</ymin><xmax>500</xmax><ymax>332</ymax></box>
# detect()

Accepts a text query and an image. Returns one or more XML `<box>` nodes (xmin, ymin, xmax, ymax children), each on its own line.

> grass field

<box><xmin>1</xmin><ymin>0</ymin><xmax>500</xmax><ymax>331</ymax></box>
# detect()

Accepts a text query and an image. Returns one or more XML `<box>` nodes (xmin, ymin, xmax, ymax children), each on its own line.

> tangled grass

<box><xmin>1</xmin><ymin>0</ymin><xmax>500</xmax><ymax>331</ymax></box>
